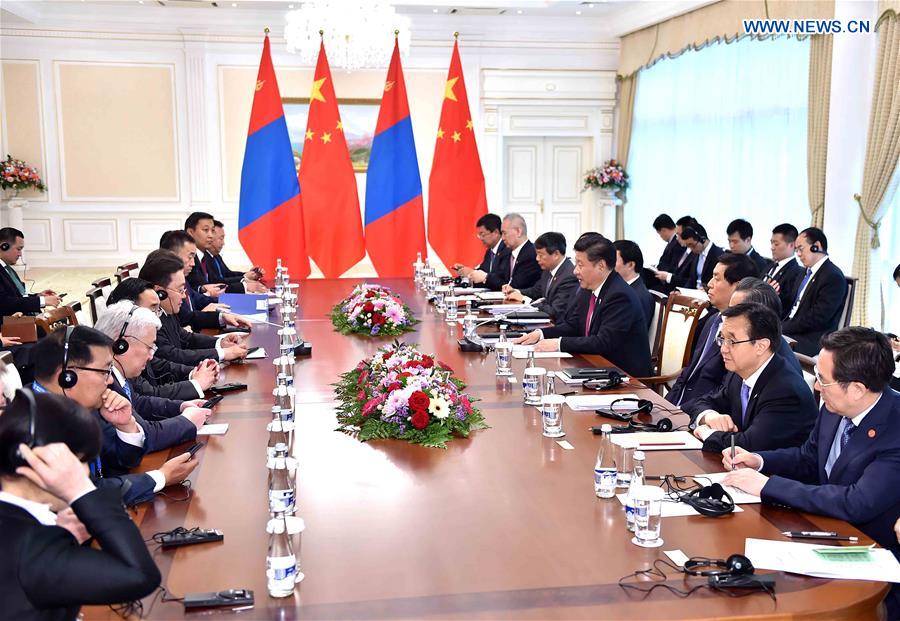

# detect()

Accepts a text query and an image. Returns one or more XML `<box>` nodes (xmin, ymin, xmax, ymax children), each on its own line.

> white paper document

<box><xmin>744</xmin><ymin>538</ymin><xmax>900</xmax><ymax>582</ymax></box>
<box><xmin>512</xmin><ymin>345</ymin><xmax>572</xmax><ymax>359</ymax></box>
<box><xmin>255</xmin><ymin>299</ymin><xmax>268</xmax><ymax>311</ymax></box>
<box><xmin>610</xmin><ymin>431</ymin><xmax>703</xmax><ymax>451</ymax></box>
<box><xmin>475</xmin><ymin>292</ymin><xmax>507</xmax><ymax>301</ymax></box>
<box><xmin>565</xmin><ymin>393</ymin><xmax>641</xmax><ymax>411</ymax></box>
<box><xmin>616</xmin><ymin>493</ymin><xmax>744</xmax><ymax>518</ymax></box>
<box><xmin>245</xmin><ymin>347</ymin><xmax>267</xmax><ymax>359</ymax></box>
<box><xmin>691</xmin><ymin>472</ymin><xmax>761</xmax><ymax>504</ymax></box>
<box><xmin>197</xmin><ymin>423</ymin><xmax>229</xmax><ymax>435</ymax></box>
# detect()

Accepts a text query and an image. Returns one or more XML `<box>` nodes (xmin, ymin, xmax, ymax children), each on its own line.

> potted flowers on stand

<box><xmin>581</xmin><ymin>159</ymin><xmax>629</xmax><ymax>198</ymax></box>
<box><xmin>1</xmin><ymin>155</ymin><xmax>47</xmax><ymax>229</ymax></box>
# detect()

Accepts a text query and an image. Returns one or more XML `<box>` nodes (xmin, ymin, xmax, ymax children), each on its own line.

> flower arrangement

<box><xmin>334</xmin><ymin>341</ymin><xmax>488</xmax><ymax>448</ymax></box>
<box><xmin>582</xmin><ymin>159</ymin><xmax>628</xmax><ymax>193</ymax></box>
<box><xmin>1</xmin><ymin>155</ymin><xmax>46</xmax><ymax>195</ymax></box>
<box><xmin>331</xmin><ymin>284</ymin><xmax>417</xmax><ymax>337</ymax></box>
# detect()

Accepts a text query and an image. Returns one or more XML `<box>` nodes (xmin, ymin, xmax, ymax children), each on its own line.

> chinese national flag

<box><xmin>427</xmin><ymin>39</ymin><xmax>487</xmax><ymax>270</ymax></box>
<box><xmin>298</xmin><ymin>41</ymin><xmax>365</xmax><ymax>278</ymax></box>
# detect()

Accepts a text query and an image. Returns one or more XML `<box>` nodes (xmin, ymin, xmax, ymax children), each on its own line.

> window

<box><xmin>871</xmin><ymin>174</ymin><xmax>900</xmax><ymax>332</ymax></box>
<box><xmin>624</xmin><ymin>36</ymin><xmax>811</xmax><ymax>262</ymax></box>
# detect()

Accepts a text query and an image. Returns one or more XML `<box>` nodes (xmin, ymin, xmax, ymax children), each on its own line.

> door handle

<box><xmin>539</xmin><ymin>198</ymin><xmax>544</xmax><ymax>213</ymax></box>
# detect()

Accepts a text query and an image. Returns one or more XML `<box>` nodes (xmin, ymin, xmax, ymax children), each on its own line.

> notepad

<box><xmin>610</xmin><ymin>431</ymin><xmax>703</xmax><ymax>451</ymax></box>
<box><xmin>245</xmin><ymin>347</ymin><xmax>267</xmax><ymax>359</ymax></box>
<box><xmin>197</xmin><ymin>423</ymin><xmax>229</xmax><ymax>435</ymax></box>
<box><xmin>745</xmin><ymin>538</ymin><xmax>900</xmax><ymax>582</ymax></box>
<box><xmin>564</xmin><ymin>393</ymin><xmax>641</xmax><ymax>411</ymax></box>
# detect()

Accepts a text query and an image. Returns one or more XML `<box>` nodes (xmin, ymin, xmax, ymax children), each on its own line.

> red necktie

<box><xmin>584</xmin><ymin>294</ymin><xmax>597</xmax><ymax>336</ymax></box>
<box><xmin>200</xmin><ymin>255</ymin><xmax>209</xmax><ymax>279</ymax></box>
<box><xmin>509</xmin><ymin>254</ymin><xmax>516</xmax><ymax>281</ymax></box>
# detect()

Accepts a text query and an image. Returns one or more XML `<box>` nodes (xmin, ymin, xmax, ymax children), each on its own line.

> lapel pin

<box><xmin>867</xmin><ymin>429</ymin><xmax>876</xmax><ymax>439</ymax></box>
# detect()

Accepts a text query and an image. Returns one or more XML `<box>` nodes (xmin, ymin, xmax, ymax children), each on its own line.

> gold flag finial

<box><xmin>319</xmin><ymin>29</ymin><xmax>324</xmax><ymax>37</ymax></box>
<box><xmin>394</xmin><ymin>29</ymin><xmax>399</xmax><ymax>37</ymax></box>
<box><xmin>453</xmin><ymin>31</ymin><xmax>459</xmax><ymax>39</ymax></box>
<box><xmin>264</xmin><ymin>27</ymin><xmax>270</xmax><ymax>35</ymax></box>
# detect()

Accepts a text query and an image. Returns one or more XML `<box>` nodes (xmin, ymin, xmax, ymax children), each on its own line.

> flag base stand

<box><xmin>294</xmin><ymin>342</ymin><xmax>312</xmax><ymax>357</ymax></box>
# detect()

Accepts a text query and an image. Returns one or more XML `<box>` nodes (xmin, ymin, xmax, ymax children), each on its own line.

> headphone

<box><xmin>682</xmin><ymin>226</ymin><xmax>708</xmax><ymax>245</ymax></box>
<box><xmin>680</xmin><ymin>482</ymin><xmax>735</xmax><ymax>517</ymax></box>
<box><xmin>809</xmin><ymin>242</ymin><xmax>825</xmax><ymax>254</ymax></box>
<box><xmin>112</xmin><ymin>305</ymin><xmax>138</xmax><ymax>355</ymax></box>
<box><xmin>58</xmin><ymin>325</ymin><xmax>78</xmax><ymax>389</ymax></box>
<box><xmin>155</xmin><ymin>287</ymin><xmax>168</xmax><ymax>301</ymax></box>
<box><xmin>684</xmin><ymin>554</ymin><xmax>754</xmax><ymax>577</ymax></box>
<box><xmin>11</xmin><ymin>388</ymin><xmax>38</xmax><ymax>468</ymax></box>
<box><xmin>0</xmin><ymin>242</ymin><xmax>9</xmax><ymax>252</ymax></box>
<box><xmin>583</xmin><ymin>370</ymin><xmax>624</xmax><ymax>391</ymax></box>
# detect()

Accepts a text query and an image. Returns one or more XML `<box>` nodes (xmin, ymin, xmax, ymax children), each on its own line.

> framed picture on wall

<box><xmin>283</xmin><ymin>98</ymin><xmax>380</xmax><ymax>173</ymax></box>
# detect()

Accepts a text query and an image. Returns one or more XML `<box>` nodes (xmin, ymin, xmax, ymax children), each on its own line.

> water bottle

<box><xmin>268</xmin><ymin>443</ymin><xmax>295</xmax><ymax>515</ymax></box>
<box><xmin>545</xmin><ymin>372</ymin><xmax>556</xmax><ymax>396</ymax></box>
<box><xmin>266</xmin><ymin>514</ymin><xmax>297</xmax><ymax>597</ymax></box>
<box><xmin>499</xmin><ymin>324</ymin><xmax>508</xmax><ymax>344</ymax></box>
<box><xmin>594</xmin><ymin>424</ymin><xmax>617</xmax><ymax>498</ymax></box>
<box><xmin>267</xmin><ymin>418</ymin><xmax>289</xmax><ymax>460</ymax></box>
<box><xmin>625</xmin><ymin>450</ymin><xmax>646</xmax><ymax>531</ymax></box>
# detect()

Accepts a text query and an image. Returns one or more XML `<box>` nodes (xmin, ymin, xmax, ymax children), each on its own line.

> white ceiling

<box><xmin>0</xmin><ymin>0</ymin><xmax>717</xmax><ymax>39</ymax></box>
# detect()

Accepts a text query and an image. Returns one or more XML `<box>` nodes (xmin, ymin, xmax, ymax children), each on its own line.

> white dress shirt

<box><xmin>522</xmin><ymin>256</ymin><xmax>567</xmax><ymax>304</ymax></box>
<box><xmin>789</xmin><ymin>255</ymin><xmax>830</xmax><ymax>318</ymax></box>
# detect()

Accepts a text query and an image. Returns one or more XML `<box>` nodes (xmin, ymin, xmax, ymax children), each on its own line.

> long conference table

<box><xmin>84</xmin><ymin>278</ymin><xmax>887</xmax><ymax>620</ymax></box>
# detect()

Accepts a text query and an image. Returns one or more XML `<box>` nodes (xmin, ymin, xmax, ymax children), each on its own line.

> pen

<box><xmin>782</xmin><ymin>531</ymin><xmax>859</xmax><ymax>541</ymax></box>
<box><xmin>730</xmin><ymin>435</ymin><xmax>736</xmax><ymax>471</ymax></box>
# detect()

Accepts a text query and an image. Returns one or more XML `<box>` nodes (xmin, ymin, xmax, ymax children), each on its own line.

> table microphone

<box><xmin>460</xmin><ymin>299</ymin><xmax>545</xmax><ymax>352</ymax></box>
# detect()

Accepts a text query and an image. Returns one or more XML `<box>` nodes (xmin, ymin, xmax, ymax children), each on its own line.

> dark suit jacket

<box><xmin>147</xmin><ymin>356</ymin><xmax>193</xmax><ymax>384</ymax></box>
<box><xmin>0</xmin><ymin>488</ymin><xmax>161</xmax><ymax>621</ymax></box>
<box><xmin>109</xmin><ymin>375</ymin><xmax>195</xmax><ymax>451</ymax></box>
<box><xmin>186</xmin><ymin>254</ymin><xmax>243</xmax><ymax>294</ymax></box>
<box><xmin>542</xmin><ymin>271</ymin><xmax>651</xmax><ymax>377</ymax></box>
<box><xmin>668</xmin><ymin>312</ymin><xmax>803</xmax><ymax>410</ymax></box>
<box><xmin>0</xmin><ymin>263</ymin><xmax>41</xmax><ymax>318</ymax></box>
<box><xmin>484</xmin><ymin>240</ymin><xmax>541</xmax><ymax>292</ymax></box>
<box><xmin>766</xmin><ymin>258</ymin><xmax>805</xmax><ymax>319</ymax></box>
<box><xmin>759</xmin><ymin>388</ymin><xmax>900</xmax><ymax>559</ymax></box>
<box><xmin>782</xmin><ymin>258</ymin><xmax>847</xmax><ymax>356</ymax></box>
<box><xmin>686</xmin><ymin>353</ymin><xmax>817</xmax><ymax>453</ymax></box>
<box><xmin>518</xmin><ymin>258</ymin><xmax>578</xmax><ymax>320</ymax></box>
<box><xmin>656</xmin><ymin>237</ymin><xmax>683</xmax><ymax>273</ymax></box>
<box><xmin>669</xmin><ymin>250</ymin><xmax>699</xmax><ymax>290</ymax></box>
<box><xmin>686</xmin><ymin>243</ymin><xmax>725</xmax><ymax>290</ymax></box>
<box><xmin>209</xmin><ymin>252</ymin><xmax>244</xmax><ymax>281</ymax></box>
<box><xmin>628</xmin><ymin>276</ymin><xmax>653</xmax><ymax>327</ymax></box>
<box><xmin>178</xmin><ymin>286</ymin><xmax>222</xmax><ymax>332</ymax></box>
<box><xmin>475</xmin><ymin>241</ymin><xmax>505</xmax><ymax>273</ymax></box>
<box><xmin>156</xmin><ymin>312</ymin><xmax>220</xmax><ymax>366</ymax></box>
<box><xmin>745</xmin><ymin>247</ymin><xmax>774</xmax><ymax>276</ymax></box>
<box><xmin>132</xmin><ymin>372</ymin><xmax>203</xmax><ymax>401</ymax></box>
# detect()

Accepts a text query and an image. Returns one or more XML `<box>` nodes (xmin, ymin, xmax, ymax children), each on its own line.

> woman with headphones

<box><xmin>0</xmin><ymin>390</ymin><xmax>160</xmax><ymax>619</ymax></box>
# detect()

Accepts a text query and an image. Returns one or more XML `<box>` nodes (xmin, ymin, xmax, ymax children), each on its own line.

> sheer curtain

<box><xmin>624</xmin><ymin>37</ymin><xmax>811</xmax><ymax>258</ymax></box>
<box><xmin>872</xmin><ymin>173</ymin><xmax>900</xmax><ymax>333</ymax></box>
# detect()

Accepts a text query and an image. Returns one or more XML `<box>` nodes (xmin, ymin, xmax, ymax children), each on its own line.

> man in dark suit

<box><xmin>503</xmin><ymin>232</ymin><xmax>578</xmax><ymax>320</ymax></box>
<box><xmin>764</xmin><ymin>223</ymin><xmax>805</xmax><ymax>319</ymax></box>
<box><xmin>0</xmin><ymin>227</ymin><xmax>62</xmax><ymax>317</ymax></box>
<box><xmin>452</xmin><ymin>213</ymin><xmax>506</xmax><ymax>279</ymax></box>
<box><xmin>666</xmin><ymin>253</ymin><xmax>759</xmax><ymax>409</ymax></box>
<box><xmin>469</xmin><ymin>213</ymin><xmax>541</xmax><ymax>291</ymax></box>
<box><xmin>724</xmin><ymin>327</ymin><xmax>900</xmax><ymax>619</ymax></box>
<box><xmin>184</xmin><ymin>211</ymin><xmax>267</xmax><ymax>295</ymax></box>
<box><xmin>652</xmin><ymin>214</ymin><xmax>682</xmax><ymax>273</ymax></box>
<box><xmin>139</xmin><ymin>251</ymin><xmax>248</xmax><ymax>366</ymax></box>
<box><xmin>613</xmin><ymin>239</ymin><xmax>653</xmax><ymax>327</ymax></box>
<box><xmin>30</xmin><ymin>326</ymin><xmax>199</xmax><ymax>506</ymax></box>
<box><xmin>685</xmin><ymin>303</ymin><xmax>817</xmax><ymax>453</ymax></box>
<box><xmin>676</xmin><ymin>223</ymin><xmax>724</xmax><ymax>291</ymax></box>
<box><xmin>782</xmin><ymin>227</ymin><xmax>848</xmax><ymax>356</ymax></box>
<box><xmin>514</xmin><ymin>234</ymin><xmax>651</xmax><ymax>377</ymax></box>
<box><xmin>651</xmin><ymin>215</ymin><xmax>698</xmax><ymax>292</ymax></box>
<box><xmin>730</xmin><ymin>278</ymin><xmax>803</xmax><ymax>375</ymax></box>
<box><xmin>208</xmin><ymin>220</ymin><xmax>252</xmax><ymax>282</ymax></box>
<box><xmin>0</xmin><ymin>392</ymin><xmax>161</xmax><ymax>620</ymax></box>
<box><xmin>726</xmin><ymin>218</ymin><xmax>773</xmax><ymax>276</ymax></box>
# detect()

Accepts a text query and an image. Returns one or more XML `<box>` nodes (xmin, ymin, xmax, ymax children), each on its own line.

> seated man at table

<box><xmin>651</xmin><ymin>213</ymin><xmax>682</xmax><ymax>274</ymax></box>
<box><xmin>30</xmin><ymin>326</ymin><xmax>199</xmax><ymax>506</ymax></box>
<box><xmin>665</xmin><ymin>253</ymin><xmax>758</xmax><ymax>409</ymax></box>
<box><xmin>612</xmin><ymin>239</ymin><xmax>653</xmax><ymax>326</ymax></box>
<box><xmin>185</xmin><ymin>211</ymin><xmax>267</xmax><ymax>295</ymax></box>
<box><xmin>729</xmin><ymin>277</ymin><xmax>802</xmax><ymax>375</ymax></box>
<box><xmin>452</xmin><ymin>213</ymin><xmax>505</xmax><ymax>280</ymax></box>
<box><xmin>469</xmin><ymin>213</ymin><xmax>541</xmax><ymax>292</ymax></box>
<box><xmin>685</xmin><ymin>302</ymin><xmax>817</xmax><ymax>453</ymax></box>
<box><xmin>513</xmin><ymin>233</ymin><xmax>651</xmax><ymax>378</ymax></box>
<box><xmin>724</xmin><ymin>327</ymin><xmax>900</xmax><ymax>619</ymax></box>
<box><xmin>0</xmin><ymin>226</ymin><xmax>63</xmax><ymax>317</ymax></box>
<box><xmin>138</xmin><ymin>251</ymin><xmax>248</xmax><ymax>366</ymax></box>
<box><xmin>107</xmin><ymin>278</ymin><xmax>219</xmax><ymax>401</ymax></box>
<box><xmin>502</xmin><ymin>231</ymin><xmax>577</xmax><ymax>321</ymax></box>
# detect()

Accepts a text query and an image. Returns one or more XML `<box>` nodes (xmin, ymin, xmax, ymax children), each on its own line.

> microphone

<box><xmin>460</xmin><ymin>298</ymin><xmax>546</xmax><ymax>351</ymax></box>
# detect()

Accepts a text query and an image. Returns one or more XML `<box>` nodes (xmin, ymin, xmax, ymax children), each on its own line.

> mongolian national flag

<box><xmin>427</xmin><ymin>37</ymin><xmax>487</xmax><ymax>269</ymax></box>
<box><xmin>298</xmin><ymin>41</ymin><xmax>366</xmax><ymax>278</ymax></box>
<box><xmin>364</xmin><ymin>38</ymin><xmax>426</xmax><ymax>277</ymax></box>
<box><xmin>238</xmin><ymin>35</ymin><xmax>310</xmax><ymax>279</ymax></box>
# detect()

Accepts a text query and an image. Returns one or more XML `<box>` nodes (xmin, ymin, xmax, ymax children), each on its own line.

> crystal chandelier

<box><xmin>284</xmin><ymin>2</ymin><xmax>411</xmax><ymax>70</ymax></box>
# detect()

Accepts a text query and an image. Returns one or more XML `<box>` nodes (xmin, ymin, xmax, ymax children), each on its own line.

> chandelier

<box><xmin>284</xmin><ymin>2</ymin><xmax>411</xmax><ymax>71</ymax></box>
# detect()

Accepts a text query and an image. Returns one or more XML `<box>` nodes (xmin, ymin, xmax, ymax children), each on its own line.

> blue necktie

<box><xmin>740</xmin><ymin>382</ymin><xmax>751</xmax><ymax>426</ymax></box>
<box><xmin>695</xmin><ymin>253</ymin><xmax>706</xmax><ymax>288</ymax></box>
<box><xmin>791</xmin><ymin>268</ymin><xmax>813</xmax><ymax>312</ymax></box>
<box><xmin>122</xmin><ymin>380</ymin><xmax>132</xmax><ymax>401</ymax></box>
<box><xmin>839</xmin><ymin>418</ymin><xmax>856</xmax><ymax>451</ymax></box>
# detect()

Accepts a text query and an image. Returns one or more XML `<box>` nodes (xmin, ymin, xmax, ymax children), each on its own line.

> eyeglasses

<box><xmin>715</xmin><ymin>334</ymin><xmax>756</xmax><ymax>349</ymax></box>
<box><xmin>813</xmin><ymin>365</ymin><xmax>840</xmax><ymax>388</ymax></box>
<box><xmin>126</xmin><ymin>335</ymin><xmax>158</xmax><ymax>355</ymax></box>
<box><xmin>70</xmin><ymin>364</ymin><xmax>114</xmax><ymax>379</ymax></box>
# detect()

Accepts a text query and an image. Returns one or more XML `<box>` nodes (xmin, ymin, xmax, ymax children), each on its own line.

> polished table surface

<box><xmin>85</xmin><ymin>279</ymin><xmax>886</xmax><ymax>620</ymax></box>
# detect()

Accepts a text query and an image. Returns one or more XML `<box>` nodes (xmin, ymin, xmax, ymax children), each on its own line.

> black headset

<box><xmin>58</xmin><ymin>325</ymin><xmax>78</xmax><ymax>389</ymax></box>
<box><xmin>112</xmin><ymin>305</ymin><xmax>138</xmax><ymax>355</ymax></box>
<box><xmin>12</xmin><ymin>388</ymin><xmax>38</xmax><ymax>468</ymax></box>
<box><xmin>583</xmin><ymin>370</ymin><xmax>624</xmax><ymax>391</ymax></box>
<box><xmin>155</xmin><ymin>287</ymin><xmax>168</xmax><ymax>301</ymax></box>
<box><xmin>681</xmin><ymin>482</ymin><xmax>735</xmax><ymax>517</ymax></box>
<box><xmin>0</xmin><ymin>242</ymin><xmax>9</xmax><ymax>252</ymax></box>
<box><xmin>809</xmin><ymin>242</ymin><xmax>825</xmax><ymax>254</ymax></box>
<box><xmin>684</xmin><ymin>553</ymin><xmax>754</xmax><ymax>577</ymax></box>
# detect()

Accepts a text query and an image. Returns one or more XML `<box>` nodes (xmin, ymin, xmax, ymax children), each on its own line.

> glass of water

<box><xmin>425</xmin><ymin>276</ymin><xmax>437</xmax><ymax>299</ymax></box>
<box><xmin>463</xmin><ymin>313</ymin><xmax>477</xmax><ymax>336</ymax></box>
<box><xmin>631</xmin><ymin>485</ymin><xmax>664</xmax><ymax>548</ymax></box>
<box><xmin>435</xmin><ymin>286</ymin><xmax>447</xmax><ymax>314</ymax></box>
<box><xmin>495</xmin><ymin>342</ymin><xmax>513</xmax><ymax>376</ymax></box>
<box><xmin>540</xmin><ymin>394</ymin><xmax>566</xmax><ymax>437</ymax></box>
<box><xmin>445</xmin><ymin>297</ymin><xmax>458</xmax><ymax>323</ymax></box>
<box><xmin>523</xmin><ymin>367</ymin><xmax>546</xmax><ymax>405</ymax></box>
<box><xmin>615</xmin><ymin>442</ymin><xmax>635</xmax><ymax>489</ymax></box>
